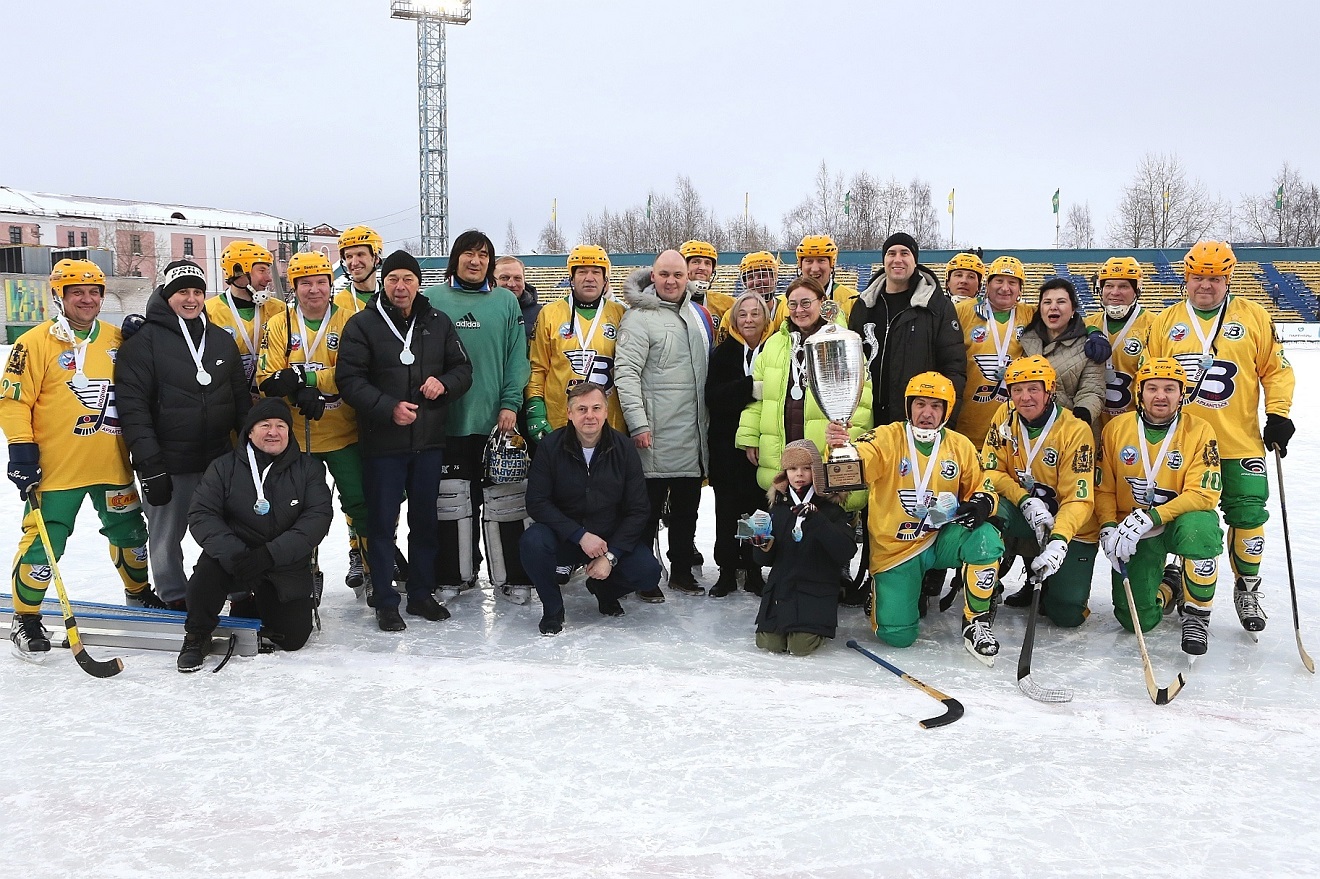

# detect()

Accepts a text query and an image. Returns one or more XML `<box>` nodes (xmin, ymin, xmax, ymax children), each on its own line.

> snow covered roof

<box><xmin>0</xmin><ymin>185</ymin><xmax>294</xmax><ymax>233</ymax></box>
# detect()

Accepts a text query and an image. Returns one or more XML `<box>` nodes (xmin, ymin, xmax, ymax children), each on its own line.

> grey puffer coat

<box><xmin>1019</xmin><ymin>314</ymin><xmax>1106</xmax><ymax>442</ymax></box>
<box><xmin>614</xmin><ymin>268</ymin><xmax>713</xmax><ymax>479</ymax></box>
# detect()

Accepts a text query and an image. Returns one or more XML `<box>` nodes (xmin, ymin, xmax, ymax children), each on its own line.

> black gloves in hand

<box><xmin>138</xmin><ymin>456</ymin><xmax>173</xmax><ymax>506</ymax></box>
<box><xmin>7</xmin><ymin>443</ymin><xmax>40</xmax><ymax>499</ymax></box>
<box><xmin>1263</xmin><ymin>413</ymin><xmax>1296</xmax><ymax>457</ymax></box>
<box><xmin>1083</xmin><ymin>330</ymin><xmax>1112</xmax><ymax>364</ymax></box>
<box><xmin>295</xmin><ymin>386</ymin><xmax>326</xmax><ymax>421</ymax></box>
<box><xmin>1073</xmin><ymin>407</ymin><xmax>1092</xmax><ymax>425</ymax></box>
<box><xmin>233</xmin><ymin>546</ymin><xmax>276</xmax><ymax>584</ymax></box>
<box><xmin>259</xmin><ymin>365</ymin><xmax>307</xmax><ymax>399</ymax></box>
<box><xmin>956</xmin><ymin>492</ymin><xmax>995</xmax><ymax>529</ymax></box>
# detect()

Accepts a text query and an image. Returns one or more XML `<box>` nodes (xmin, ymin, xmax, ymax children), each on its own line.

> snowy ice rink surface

<box><xmin>2</xmin><ymin>350</ymin><xmax>1319</xmax><ymax>879</ymax></box>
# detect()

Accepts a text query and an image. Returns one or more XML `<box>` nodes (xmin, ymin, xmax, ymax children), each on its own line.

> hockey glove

<box><xmin>295</xmin><ymin>387</ymin><xmax>327</xmax><ymax>421</ymax></box>
<box><xmin>1031</xmin><ymin>538</ymin><xmax>1069</xmax><ymax>580</ymax></box>
<box><xmin>1073</xmin><ymin>407</ymin><xmax>1092</xmax><ymax>425</ymax></box>
<box><xmin>233</xmin><ymin>545</ymin><xmax>276</xmax><ymax>584</ymax></box>
<box><xmin>1113</xmin><ymin>509</ymin><xmax>1154</xmax><ymax>563</ymax></box>
<box><xmin>1099</xmin><ymin>525</ymin><xmax>1121</xmax><ymax>571</ymax></box>
<box><xmin>1083</xmin><ymin>329</ymin><xmax>1112</xmax><ymax>364</ymax></box>
<box><xmin>120</xmin><ymin>313</ymin><xmax>147</xmax><ymax>340</ymax></box>
<box><xmin>7</xmin><ymin>443</ymin><xmax>40</xmax><ymax>499</ymax></box>
<box><xmin>955</xmin><ymin>492</ymin><xmax>995</xmax><ymax>530</ymax></box>
<box><xmin>1019</xmin><ymin>496</ymin><xmax>1055</xmax><ymax>546</ymax></box>
<box><xmin>259</xmin><ymin>365</ymin><xmax>307</xmax><ymax>399</ymax></box>
<box><xmin>1263</xmin><ymin>413</ymin><xmax>1296</xmax><ymax>457</ymax></box>
<box><xmin>524</xmin><ymin>396</ymin><xmax>552</xmax><ymax>442</ymax></box>
<box><xmin>138</xmin><ymin>456</ymin><xmax>173</xmax><ymax>507</ymax></box>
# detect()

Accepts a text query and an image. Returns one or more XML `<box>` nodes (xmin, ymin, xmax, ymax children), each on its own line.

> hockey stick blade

<box><xmin>1119</xmin><ymin>564</ymin><xmax>1183</xmax><ymax>704</ymax></box>
<box><xmin>847</xmin><ymin>640</ymin><xmax>964</xmax><ymax>729</ymax></box>
<box><xmin>1016</xmin><ymin>576</ymin><xmax>1073</xmax><ymax>703</ymax></box>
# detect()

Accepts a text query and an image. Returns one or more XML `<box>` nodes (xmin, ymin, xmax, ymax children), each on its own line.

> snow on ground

<box><xmin>3</xmin><ymin>351</ymin><xmax>1319</xmax><ymax>878</ymax></box>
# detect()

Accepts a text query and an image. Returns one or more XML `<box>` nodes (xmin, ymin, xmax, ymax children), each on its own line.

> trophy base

<box><xmin>824</xmin><ymin>459</ymin><xmax>865</xmax><ymax>495</ymax></box>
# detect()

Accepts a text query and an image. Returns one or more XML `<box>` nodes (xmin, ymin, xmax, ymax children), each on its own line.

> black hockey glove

<box><xmin>1263</xmin><ymin>413</ymin><xmax>1296</xmax><ymax>457</ymax></box>
<box><xmin>259</xmin><ymin>365</ymin><xmax>307</xmax><ymax>399</ymax></box>
<box><xmin>233</xmin><ymin>545</ymin><xmax>276</xmax><ymax>584</ymax></box>
<box><xmin>955</xmin><ymin>492</ymin><xmax>995</xmax><ymax>530</ymax></box>
<box><xmin>295</xmin><ymin>387</ymin><xmax>327</xmax><ymax>421</ymax></box>
<box><xmin>1083</xmin><ymin>329</ymin><xmax>1112</xmax><ymax>364</ymax></box>
<box><xmin>1073</xmin><ymin>407</ymin><xmax>1092</xmax><ymax>425</ymax></box>
<box><xmin>138</xmin><ymin>456</ymin><xmax>173</xmax><ymax>507</ymax></box>
<box><xmin>7</xmin><ymin>442</ymin><xmax>40</xmax><ymax>499</ymax></box>
<box><xmin>120</xmin><ymin>313</ymin><xmax>147</xmax><ymax>340</ymax></box>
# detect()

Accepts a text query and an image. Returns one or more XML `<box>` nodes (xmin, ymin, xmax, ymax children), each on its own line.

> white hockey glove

<box><xmin>1019</xmin><ymin>497</ymin><xmax>1055</xmax><ymax>546</ymax></box>
<box><xmin>1030</xmin><ymin>538</ymin><xmax>1069</xmax><ymax>580</ymax></box>
<box><xmin>1099</xmin><ymin>525</ymin><xmax>1121</xmax><ymax>572</ymax></box>
<box><xmin>1112</xmin><ymin>510</ymin><xmax>1155</xmax><ymax>563</ymax></box>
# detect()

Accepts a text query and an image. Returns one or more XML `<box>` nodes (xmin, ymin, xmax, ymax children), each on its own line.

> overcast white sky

<box><xmin>2</xmin><ymin>0</ymin><xmax>1315</xmax><ymax>253</ymax></box>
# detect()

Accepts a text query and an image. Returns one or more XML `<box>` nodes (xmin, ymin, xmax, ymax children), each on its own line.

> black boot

<box><xmin>669</xmin><ymin>568</ymin><xmax>705</xmax><ymax>596</ymax></box>
<box><xmin>742</xmin><ymin>566</ymin><xmax>764</xmax><ymax>596</ymax></box>
<box><xmin>375</xmin><ymin>606</ymin><xmax>407</xmax><ymax>632</ymax></box>
<box><xmin>539</xmin><ymin>608</ymin><xmax>565</xmax><ymax>635</ymax></box>
<box><xmin>177</xmin><ymin>632</ymin><xmax>211</xmax><ymax>673</ymax></box>
<box><xmin>406</xmin><ymin>594</ymin><xmax>451</xmax><ymax>622</ymax></box>
<box><xmin>709</xmin><ymin>567</ymin><xmax>739</xmax><ymax>598</ymax></box>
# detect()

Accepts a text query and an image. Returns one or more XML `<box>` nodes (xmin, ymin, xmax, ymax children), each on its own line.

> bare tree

<box><xmin>504</xmin><ymin>220</ymin><xmax>521</xmax><ymax>255</ymax></box>
<box><xmin>905</xmin><ymin>178</ymin><xmax>943</xmax><ymax>250</ymax></box>
<box><xmin>399</xmin><ymin>238</ymin><xmax>423</xmax><ymax>256</ymax></box>
<box><xmin>536</xmin><ymin>219</ymin><xmax>566</xmax><ymax>254</ymax></box>
<box><xmin>1108</xmin><ymin>152</ymin><xmax>1226</xmax><ymax>247</ymax></box>
<box><xmin>97</xmin><ymin>220</ymin><xmax>171</xmax><ymax>280</ymax></box>
<box><xmin>1236</xmin><ymin>163</ymin><xmax>1320</xmax><ymax>247</ymax></box>
<box><xmin>782</xmin><ymin>161</ymin><xmax>846</xmax><ymax>248</ymax></box>
<box><xmin>1062</xmin><ymin>202</ymin><xmax>1096</xmax><ymax>248</ymax></box>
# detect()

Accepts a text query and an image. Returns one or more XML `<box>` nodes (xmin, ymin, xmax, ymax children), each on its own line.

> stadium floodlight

<box><xmin>390</xmin><ymin>0</ymin><xmax>473</xmax><ymax>256</ymax></box>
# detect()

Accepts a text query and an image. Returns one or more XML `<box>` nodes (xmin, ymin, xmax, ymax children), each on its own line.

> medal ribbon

<box><xmin>223</xmin><ymin>291</ymin><xmax>261</xmax><ymax>356</ymax></box>
<box><xmin>1106</xmin><ymin>305</ymin><xmax>1143</xmax><ymax>371</ymax></box>
<box><xmin>176</xmin><ymin>314</ymin><xmax>209</xmax><ymax>379</ymax></box>
<box><xmin>986</xmin><ymin>309</ymin><xmax>1016</xmax><ymax>387</ymax></box>
<box><xmin>790</xmin><ymin>333</ymin><xmax>808</xmax><ymax>397</ymax></box>
<box><xmin>568</xmin><ymin>296</ymin><xmax>606</xmax><ymax>361</ymax></box>
<box><xmin>246</xmin><ymin>445</ymin><xmax>274</xmax><ymax>514</ymax></box>
<box><xmin>1016</xmin><ymin>404</ymin><xmax>1059</xmax><ymax>490</ymax></box>
<box><xmin>295</xmin><ymin>304</ymin><xmax>333</xmax><ymax>368</ymax></box>
<box><xmin>904</xmin><ymin>423</ymin><xmax>943</xmax><ymax>520</ymax></box>
<box><xmin>787</xmin><ymin>484</ymin><xmax>816</xmax><ymax>540</ymax></box>
<box><xmin>375</xmin><ymin>296</ymin><xmax>417</xmax><ymax>360</ymax></box>
<box><xmin>56</xmin><ymin>315</ymin><xmax>96</xmax><ymax>382</ymax></box>
<box><xmin>743</xmin><ymin>340</ymin><xmax>764</xmax><ymax>377</ymax></box>
<box><xmin>1138</xmin><ymin>414</ymin><xmax>1179</xmax><ymax>509</ymax></box>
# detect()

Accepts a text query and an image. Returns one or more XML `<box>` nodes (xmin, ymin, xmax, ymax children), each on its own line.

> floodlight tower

<box><xmin>390</xmin><ymin>0</ymin><xmax>472</xmax><ymax>257</ymax></box>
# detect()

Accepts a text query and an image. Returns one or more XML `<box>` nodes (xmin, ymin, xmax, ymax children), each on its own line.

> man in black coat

<box><xmin>116</xmin><ymin>260</ymin><xmax>251</xmax><ymax>609</ymax></box>
<box><xmin>520</xmin><ymin>382</ymin><xmax>661</xmax><ymax>635</ymax></box>
<box><xmin>848</xmin><ymin>232</ymin><xmax>967</xmax><ymax>427</ymax></box>
<box><xmin>336</xmin><ymin>250</ymin><xmax>473</xmax><ymax>632</ymax></box>
<box><xmin>176</xmin><ymin>398</ymin><xmax>333</xmax><ymax>671</ymax></box>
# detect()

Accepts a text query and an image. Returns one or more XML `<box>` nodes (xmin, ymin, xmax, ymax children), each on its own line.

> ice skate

<box><xmin>1233</xmin><ymin>576</ymin><xmax>1266</xmax><ymax>641</ymax></box>
<box><xmin>962</xmin><ymin>612</ymin><xmax>999</xmax><ymax>667</ymax></box>
<box><xmin>1181</xmin><ymin>605</ymin><xmax>1211</xmax><ymax>657</ymax></box>
<box><xmin>10</xmin><ymin>613</ymin><xmax>50</xmax><ymax>663</ymax></box>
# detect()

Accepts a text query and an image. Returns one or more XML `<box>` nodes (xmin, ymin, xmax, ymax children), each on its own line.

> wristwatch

<box><xmin>604</xmin><ymin>551</ymin><xmax>618</xmax><ymax>568</ymax></box>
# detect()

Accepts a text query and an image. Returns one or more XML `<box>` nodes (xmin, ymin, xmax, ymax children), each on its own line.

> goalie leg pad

<box><xmin>483</xmin><ymin>481</ymin><xmax>531</xmax><ymax>589</ymax></box>
<box><xmin>435</xmin><ymin>478</ymin><xmax>474</xmax><ymax>585</ymax></box>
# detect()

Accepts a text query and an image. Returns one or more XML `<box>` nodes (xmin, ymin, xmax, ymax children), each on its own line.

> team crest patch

<box><xmin>105</xmin><ymin>487</ymin><xmax>141</xmax><ymax>513</ymax></box>
<box><xmin>1042</xmin><ymin>448</ymin><xmax>1059</xmax><ymax>467</ymax></box>
<box><xmin>1241</xmin><ymin>535</ymin><xmax>1264</xmax><ymax>558</ymax></box>
<box><xmin>970</xmin><ymin>326</ymin><xmax>988</xmax><ymax>343</ymax></box>
<box><xmin>898</xmin><ymin>457</ymin><xmax>912</xmax><ymax>477</ymax></box>
<box><xmin>1168</xmin><ymin>323</ymin><xmax>1189</xmax><ymax>342</ymax></box>
<box><xmin>939</xmin><ymin>459</ymin><xmax>958</xmax><ymax>480</ymax></box>
<box><xmin>290</xmin><ymin>335</ymin><xmax>304</xmax><ymax>352</ymax></box>
<box><xmin>895</xmin><ymin>520</ymin><xmax>922</xmax><ymax>541</ymax></box>
<box><xmin>327</xmin><ymin>333</ymin><xmax>340</xmax><ymax>350</ymax></box>
<box><xmin>1192</xmin><ymin>558</ymin><xmax>1217</xmax><ymax>578</ymax></box>
<box><xmin>1014</xmin><ymin>326</ymin><xmax>1025</xmax><ymax>339</ymax></box>
<box><xmin>5</xmin><ymin>343</ymin><xmax>27</xmax><ymax>376</ymax></box>
<box><xmin>1122</xmin><ymin>337</ymin><xmax>1143</xmax><ymax>356</ymax></box>
<box><xmin>1222</xmin><ymin>322</ymin><xmax>1246</xmax><ymax>341</ymax></box>
<box><xmin>603</xmin><ymin>324</ymin><xmax>617</xmax><ymax>340</ymax></box>
<box><xmin>1241</xmin><ymin>457</ymin><xmax>1266</xmax><ymax>476</ymax></box>
<box><xmin>1120</xmin><ymin>445</ymin><xmax>1138</xmax><ymax>466</ymax></box>
<box><xmin>107</xmin><ymin>347</ymin><xmax>118</xmax><ymax>363</ymax></box>
<box><xmin>1166</xmin><ymin>450</ymin><xmax>1183</xmax><ymax>470</ymax></box>
<box><xmin>1203</xmin><ymin>440</ymin><xmax>1220</xmax><ymax>466</ymax></box>
<box><xmin>1073</xmin><ymin>445</ymin><xmax>1093</xmax><ymax>473</ymax></box>
<box><xmin>58</xmin><ymin>350</ymin><xmax>77</xmax><ymax>371</ymax></box>
<box><xmin>985</xmin><ymin>428</ymin><xmax>1003</xmax><ymax>449</ymax></box>
<box><xmin>975</xmin><ymin>568</ymin><xmax>996</xmax><ymax>592</ymax></box>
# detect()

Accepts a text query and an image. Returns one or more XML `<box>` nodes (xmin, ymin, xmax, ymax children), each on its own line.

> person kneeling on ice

<box><xmin>521</xmin><ymin>382</ymin><xmax>661</xmax><ymax>635</ymax></box>
<box><xmin>1096</xmin><ymin>358</ymin><xmax>1223</xmax><ymax>656</ymax></box>
<box><xmin>826</xmin><ymin>372</ymin><xmax>1004</xmax><ymax>665</ymax></box>
<box><xmin>176</xmin><ymin>399</ymin><xmax>332</xmax><ymax>671</ymax></box>
<box><xmin>751</xmin><ymin>441</ymin><xmax>857</xmax><ymax>656</ymax></box>
<box><xmin>983</xmin><ymin>356</ymin><xmax>1098</xmax><ymax>627</ymax></box>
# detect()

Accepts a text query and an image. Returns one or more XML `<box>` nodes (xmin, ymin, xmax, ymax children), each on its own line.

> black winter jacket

<box><xmin>336</xmin><ymin>293</ymin><xmax>474</xmax><ymax>458</ymax></box>
<box><xmin>705</xmin><ymin>335</ymin><xmax>760</xmax><ymax>492</ymax></box>
<box><xmin>187</xmin><ymin>408</ymin><xmax>333</xmax><ymax>603</ymax></box>
<box><xmin>526</xmin><ymin>425</ymin><xmax>650</xmax><ymax>554</ymax></box>
<box><xmin>519</xmin><ymin>283</ymin><xmax>542</xmax><ymax>342</ymax></box>
<box><xmin>849</xmin><ymin>265</ymin><xmax>967</xmax><ymax>427</ymax></box>
<box><xmin>754</xmin><ymin>495</ymin><xmax>857</xmax><ymax>638</ymax></box>
<box><xmin>117</xmin><ymin>291</ymin><xmax>251</xmax><ymax>474</ymax></box>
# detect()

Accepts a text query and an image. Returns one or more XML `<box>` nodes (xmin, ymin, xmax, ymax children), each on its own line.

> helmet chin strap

<box><xmin>910</xmin><ymin>424</ymin><xmax>942</xmax><ymax>443</ymax></box>
<box><xmin>1104</xmin><ymin>301</ymin><xmax>1137</xmax><ymax>320</ymax></box>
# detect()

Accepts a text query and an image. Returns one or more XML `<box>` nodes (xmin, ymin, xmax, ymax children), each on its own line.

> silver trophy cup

<box><xmin>804</xmin><ymin>323</ymin><xmax>867</xmax><ymax>494</ymax></box>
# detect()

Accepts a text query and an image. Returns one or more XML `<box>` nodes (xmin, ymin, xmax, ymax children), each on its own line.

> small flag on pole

<box><xmin>948</xmin><ymin>189</ymin><xmax>955</xmax><ymax>214</ymax></box>
<box><xmin>1052</xmin><ymin>189</ymin><xmax>1060</xmax><ymax>215</ymax></box>
<box><xmin>1276</xmin><ymin>184</ymin><xmax>1285</xmax><ymax>211</ymax></box>
<box><xmin>646</xmin><ymin>193</ymin><xmax>653</xmax><ymax>220</ymax></box>
<box><xmin>551</xmin><ymin>198</ymin><xmax>557</xmax><ymax>224</ymax></box>
<box><xmin>844</xmin><ymin>190</ymin><xmax>851</xmax><ymax>217</ymax></box>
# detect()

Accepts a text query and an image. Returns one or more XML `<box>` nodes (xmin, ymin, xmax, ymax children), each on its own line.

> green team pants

<box><xmin>316</xmin><ymin>444</ymin><xmax>369</xmax><ymax>562</ymax></box>
<box><xmin>997</xmin><ymin>500</ymin><xmax>1096</xmax><ymax>628</ymax></box>
<box><xmin>12</xmin><ymin>484</ymin><xmax>149</xmax><ymax>613</ymax></box>
<box><xmin>1220</xmin><ymin>458</ymin><xmax>1268</xmax><ymax>579</ymax></box>
<box><xmin>871</xmin><ymin>522</ymin><xmax>1004</xmax><ymax>648</ymax></box>
<box><xmin>1111</xmin><ymin>510</ymin><xmax>1222</xmax><ymax>634</ymax></box>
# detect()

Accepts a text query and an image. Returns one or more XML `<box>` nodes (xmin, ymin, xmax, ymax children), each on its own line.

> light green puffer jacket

<box><xmin>735</xmin><ymin>319</ymin><xmax>873</xmax><ymax>511</ymax></box>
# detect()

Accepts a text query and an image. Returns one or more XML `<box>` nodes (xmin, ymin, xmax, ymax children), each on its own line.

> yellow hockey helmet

<box><xmin>49</xmin><ymin>258</ymin><xmax>105</xmax><ymax>296</ymax></box>
<box><xmin>796</xmin><ymin>234</ymin><xmax>839</xmax><ymax>264</ymax></box>
<box><xmin>739</xmin><ymin>251</ymin><xmax>779</xmax><ymax>275</ymax></box>
<box><xmin>946</xmin><ymin>251</ymin><xmax>985</xmax><ymax>280</ymax></box>
<box><xmin>1135</xmin><ymin>357</ymin><xmax>1187</xmax><ymax>389</ymax></box>
<box><xmin>1004</xmin><ymin>355</ymin><xmax>1057</xmax><ymax>393</ymax></box>
<box><xmin>986</xmin><ymin>255</ymin><xmax>1026</xmax><ymax>283</ymax></box>
<box><xmin>1183</xmin><ymin>240</ymin><xmax>1236</xmax><ymax>278</ymax></box>
<box><xmin>221</xmin><ymin>241</ymin><xmax>274</xmax><ymax>281</ymax></box>
<box><xmin>1098</xmin><ymin>256</ymin><xmax>1142</xmax><ymax>286</ymax></box>
<box><xmin>287</xmin><ymin>251</ymin><xmax>334</xmax><ymax>287</ymax></box>
<box><xmin>904</xmin><ymin>371</ymin><xmax>957</xmax><ymax>419</ymax></box>
<box><xmin>679</xmin><ymin>239</ymin><xmax>718</xmax><ymax>264</ymax></box>
<box><xmin>338</xmin><ymin>225</ymin><xmax>384</xmax><ymax>258</ymax></box>
<box><xmin>567</xmin><ymin>244</ymin><xmax>611</xmax><ymax>276</ymax></box>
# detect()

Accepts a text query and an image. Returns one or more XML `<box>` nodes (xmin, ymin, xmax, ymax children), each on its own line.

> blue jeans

<box><xmin>362</xmin><ymin>449</ymin><xmax>444</xmax><ymax>608</ymax></box>
<box><xmin>519</xmin><ymin>522</ymin><xmax>661</xmax><ymax>617</ymax></box>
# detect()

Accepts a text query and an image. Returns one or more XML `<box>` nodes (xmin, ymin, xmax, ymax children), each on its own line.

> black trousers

<box><xmin>644</xmin><ymin>477</ymin><xmax>702</xmax><ymax>565</ymax></box>
<box><xmin>435</xmin><ymin>434</ymin><xmax>530</xmax><ymax>588</ymax></box>
<box><xmin>184</xmin><ymin>552</ymin><xmax>314</xmax><ymax>651</ymax></box>
<box><xmin>712</xmin><ymin>479</ymin><xmax>764</xmax><ymax>570</ymax></box>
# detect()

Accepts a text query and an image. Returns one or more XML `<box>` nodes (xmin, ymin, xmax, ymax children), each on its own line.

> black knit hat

<box><xmin>244</xmin><ymin>397</ymin><xmax>295</xmax><ymax>439</ymax></box>
<box><xmin>161</xmin><ymin>260</ymin><xmax>207</xmax><ymax>298</ymax></box>
<box><xmin>882</xmin><ymin>232</ymin><xmax>919</xmax><ymax>263</ymax></box>
<box><xmin>380</xmin><ymin>250</ymin><xmax>423</xmax><ymax>283</ymax></box>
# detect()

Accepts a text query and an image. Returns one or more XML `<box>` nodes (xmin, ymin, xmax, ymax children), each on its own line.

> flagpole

<box><xmin>948</xmin><ymin>188</ymin><xmax>955</xmax><ymax>248</ymax></box>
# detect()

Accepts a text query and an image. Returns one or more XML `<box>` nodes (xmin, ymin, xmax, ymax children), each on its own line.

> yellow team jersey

<box><xmin>981</xmin><ymin>402</ymin><xmax>1098</xmax><ymax>542</ymax></box>
<box><xmin>333</xmin><ymin>283</ymin><xmax>377</xmax><ymax>316</ymax></box>
<box><xmin>527</xmin><ymin>297</ymin><xmax>627</xmax><ymax>432</ymax></box>
<box><xmin>701</xmin><ymin>289</ymin><xmax>734</xmax><ymax>324</ymax></box>
<box><xmin>205</xmin><ymin>292</ymin><xmax>287</xmax><ymax>387</ymax></box>
<box><xmin>954</xmin><ymin>298</ymin><xmax>1035</xmax><ymax>447</ymax></box>
<box><xmin>1085</xmin><ymin>307</ymin><xmax>1154</xmax><ymax>429</ymax></box>
<box><xmin>832</xmin><ymin>281</ymin><xmax>860</xmax><ymax>322</ymax></box>
<box><xmin>256</xmin><ymin>304</ymin><xmax>358</xmax><ymax>453</ymax></box>
<box><xmin>1145</xmin><ymin>295</ymin><xmax>1294</xmax><ymax>459</ymax></box>
<box><xmin>1096</xmin><ymin>410</ymin><xmax>1221</xmax><ymax>528</ymax></box>
<box><xmin>0</xmin><ymin>320</ymin><xmax>133</xmax><ymax>490</ymax></box>
<box><xmin>854</xmin><ymin>422</ymin><xmax>997</xmax><ymax>573</ymax></box>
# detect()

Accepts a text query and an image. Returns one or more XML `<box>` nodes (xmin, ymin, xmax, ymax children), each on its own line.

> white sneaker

<box><xmin>499</xmin><ymin>585</ymin><xmax>532</xmax><ymax>605</ymax></box>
